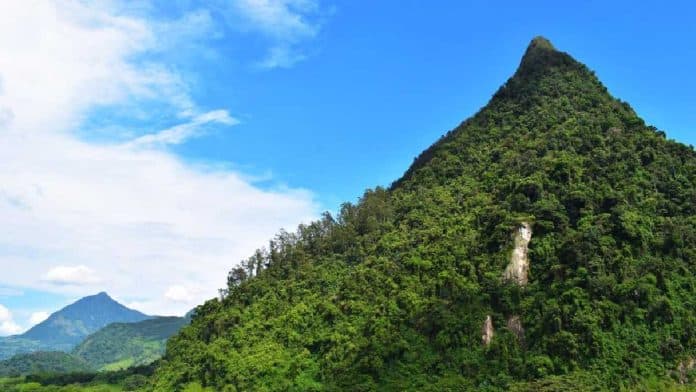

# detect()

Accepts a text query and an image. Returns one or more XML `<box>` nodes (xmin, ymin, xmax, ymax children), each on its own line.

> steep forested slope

<box><xmin>152</xmin><ymin>37</ymin><xmax>696</xmax><ymax>391</ymax></box>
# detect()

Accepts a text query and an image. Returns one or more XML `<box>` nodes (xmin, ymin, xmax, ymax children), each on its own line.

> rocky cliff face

<box><xmin>503</xmin><ymin>222</ymin><xmax>532</xmax><ymax>285</ymax></box>
<box><xmin>482</xmin><ymin>315</ymin><xmax>494</xmax><ymax>346</ymax></box>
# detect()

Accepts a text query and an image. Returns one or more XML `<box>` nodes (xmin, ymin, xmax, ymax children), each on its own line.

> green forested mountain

<box><xmin>20</xmin><ymin>292</ymin><xmax>150</xmax><ymax>349</ymax></box>
<box><xmin>0</xmin><ymin>295</ymin><xmax>188</xmax><ymax>380</ymax></box>
<box><xmin>0</xmin><ymin>351</ymin><xmax>91</xmax><ymax>376</ymax></box>
<box><xmin>151</xmin><ymin>37</ymin><xmax>696</xmax><ymax>391</ymax></box>
<box><xmin>72</xmin><ymin>316</ymin><xmax>189</xmax><ymax>371</ymax></box>
<box><xmin>0</xmin><ymin>293</ymin><xmax>151</xmax><ymax>360</ymax></box>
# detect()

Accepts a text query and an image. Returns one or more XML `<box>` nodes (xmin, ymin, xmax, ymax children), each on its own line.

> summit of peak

<box><xmin>527</xmin><ymin>36</ymin><xmax>555</xmax><ymax>51</ymax></box>
<box><xmin>511</xmin><ymin>36</ymin><xmax>587</xmax><ymax>82</ymax></box>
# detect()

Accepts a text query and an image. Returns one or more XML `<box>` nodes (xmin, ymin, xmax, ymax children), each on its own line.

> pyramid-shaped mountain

<box><xmin>21</xmin><ymin>292</ymin><xmax>149</xmax><ymax>347</ymax></box>
<box><xmin>0</xmin><ymin>292</ymin><xmax>150</xmax><ymax>359</ymax></box>
<box><xmin>152</xmin><ymin>37</ymin><xmax>696</xmax><ymax>390</ymax></box>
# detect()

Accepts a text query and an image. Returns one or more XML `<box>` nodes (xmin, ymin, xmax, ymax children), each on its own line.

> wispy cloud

<box><xmin>128</xmin><ymin>110</ymin><xmax>238</xmax><ymax>147</ymax></box>
<box><xmin>223</xmin><ymin>0</ymin><xmax>327</xmax><ymax>68</ymax></box>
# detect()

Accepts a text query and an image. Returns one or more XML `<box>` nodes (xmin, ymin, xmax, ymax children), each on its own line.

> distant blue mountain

<box><xmin>0</xmin><ymin>292</ymin><xmax>150</xmax><ymax>359</ymax></box>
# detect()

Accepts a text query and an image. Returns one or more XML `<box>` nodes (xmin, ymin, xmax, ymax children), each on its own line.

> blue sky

<box><xmin>0</xmin><ymin>0</ymin><xmax>694</xmax><ymax>333</ymax></box>
<box><xmin>168</xmin><ymin>0</ymin><xmax>696</xmax><ymax>210</ymax></box>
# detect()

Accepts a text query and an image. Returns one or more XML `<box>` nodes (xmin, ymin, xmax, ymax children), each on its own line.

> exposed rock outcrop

<box><xmin>482</xmin><ymin>315</ymin><xmax>494</xmax><ymax>346</ymax></box>
<box><xmin>503</xmin><ymin>222</ymin><xmax>532</xmax><ymax>285</ymax></box>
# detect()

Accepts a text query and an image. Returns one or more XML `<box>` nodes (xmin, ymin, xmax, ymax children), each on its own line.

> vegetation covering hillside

<box><xmin>150</xmin><ymin>37</ymin><xmax>696</xmax><ymax>391</ymax></box>
<box><xmin>0</xmin><ymin>351</ymin><xmax>91</xmax><ymax>376</ymax></box>
<box><xmin>0</xmin><ymin>378</ymin><xmax>125</xmax><ymax>392</ymax></box>
<box><xmin>0</xmin><ymin>338</ymin><xmax>49</xmax><ymax>362</ymax></box>
<box><xmin>0</xmin><ymin>363</ymin><xmax>156</xmax><ymax>391</ymax></box>
<box><xmin>72</xmin><ymin>317</ymin><xmax>189</xmax><ymax>371</ymax></box>
<box><xmin>0</xmin><ymin>309</ymin><xmax>187</xmax><ymax>379</ymax></box>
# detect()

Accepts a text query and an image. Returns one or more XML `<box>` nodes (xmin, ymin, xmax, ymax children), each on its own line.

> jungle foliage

<box><xmin>150</xmin><ymin>37</ymin><xmax>696</xmax><ymax>391</ymax></box>
<box><xmin>0</xmin><ymin>352</ymin><xmax>92</xmax><ymax>377</ymax></box>
<box><xmin>0</xmin><ymin>363</ymin><xmax>156</xmax><ymax>391</ymax></box>
<box><xmin>72</xmin><ymin>317</ymin><xmax>189</xmax><ymax>371</ymax></box>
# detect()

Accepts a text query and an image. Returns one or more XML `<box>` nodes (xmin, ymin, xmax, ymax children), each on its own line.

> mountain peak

<box><xmin>393</xmin><ymin>36</ymin><xmax>607</xmax><ymax>188</ymax></box>
<box><xmin>527</xmin><ymin>36</ymin><xmax>555</xmax><ymax>51</ymax></box>
<box><xmin>18</xmin><ymin>293</ymin><xmax>150</xmax><ymax>348</ymax></box>
<box><xmin>513</xmin><ymin>36</ymin><xmax>580</xmax><ymax>79</ymax></box>
<box><xmin>73</xmin><ymin>292</ymin><xmax>115</xmax><ymax>305</ymax></box>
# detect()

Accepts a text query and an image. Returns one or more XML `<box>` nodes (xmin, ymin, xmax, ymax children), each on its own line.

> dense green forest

<box><xmin>72</xmin><ymin>316</ymin><xmax>189</xmax><ymax>371</ymax></box>
<box><xmin>143</xmin><ymin>37</ymin><xmax>696</xmax><ymax>390</ymax></box>
<box><xmin>0</xmin><ymin>352</ymin><xmax>91</xmax><ymax>376</ymax></box>
<box><xmin>0</xmin><ymin>302</ymin><xmax>194</xmax><ymax>392</ymax></box>
<box><xmin>0</xmin><ymin>363</ymin><xmax>156</xmax><ymax>391</ymax></box>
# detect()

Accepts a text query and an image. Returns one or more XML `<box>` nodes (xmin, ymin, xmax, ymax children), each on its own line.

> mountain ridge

<box><xmin>20</xmin><ymin>292</ymin><xmax>150</xmax><ymax>346</ymax></box>
<box><xmin>394</xmin><ymin>36</ymin><xmax>637</xmax><ymax>190</ymax></box>
<box><xmin>0</xmin><ymin>292</ymin><xmax>151</xmax><ymax>359</ymax></box>
<box><xmin>0</xmin><ymin>311</ymin><xmax>191</xmax><ymax>375</ymax></box>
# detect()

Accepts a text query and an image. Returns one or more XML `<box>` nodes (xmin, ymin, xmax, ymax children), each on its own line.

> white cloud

<box><xmin>224</xmin><ymin>0</ymin><xmax>325</xmax><ymax>68</ymax></box>
<box><xmin>0</xmin><ymin>1</ymin><xmax>178</xmax><ymax>132</ymax></box>
<box><xmin>0</xmin><ymin>1</ymin><xmax>319</xmax><ymax>316</ymax></box>
<box><xmin>0</xmin><ymin>304</ymin><xmax>22</xmax><ymax>336</ymax></box>
<box><xmin>0</xmin><ymin>321</ymin><xmax>19</xmax><ymax>336</ymax></box>
<box><xmin>0</xmin><ymin>305</ymin><xmax>12</xmax><ymax>323</ymax></box>
<box><xmin>28</xmin><ymin>311</ymin><xmax>50</xmax><ymax>327</ymax></box>
<box><xmin>164</xmin><ymin>284</ymin><xmax>202</xmax><ymax>304</ymax></box>
<box><xmin>232</xmin><ymin>0</ymin><xmax>320</xmax><ymax>37</ymax></box>
<box><xmin>259</xmin><ymin>45</ymin><xmax>307</xmax><ymax>69</ymax></box>
<box><xmin>42</xmin><ymin>265</ymin><xmax>102</xmax><ymax>286</ymax></box>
